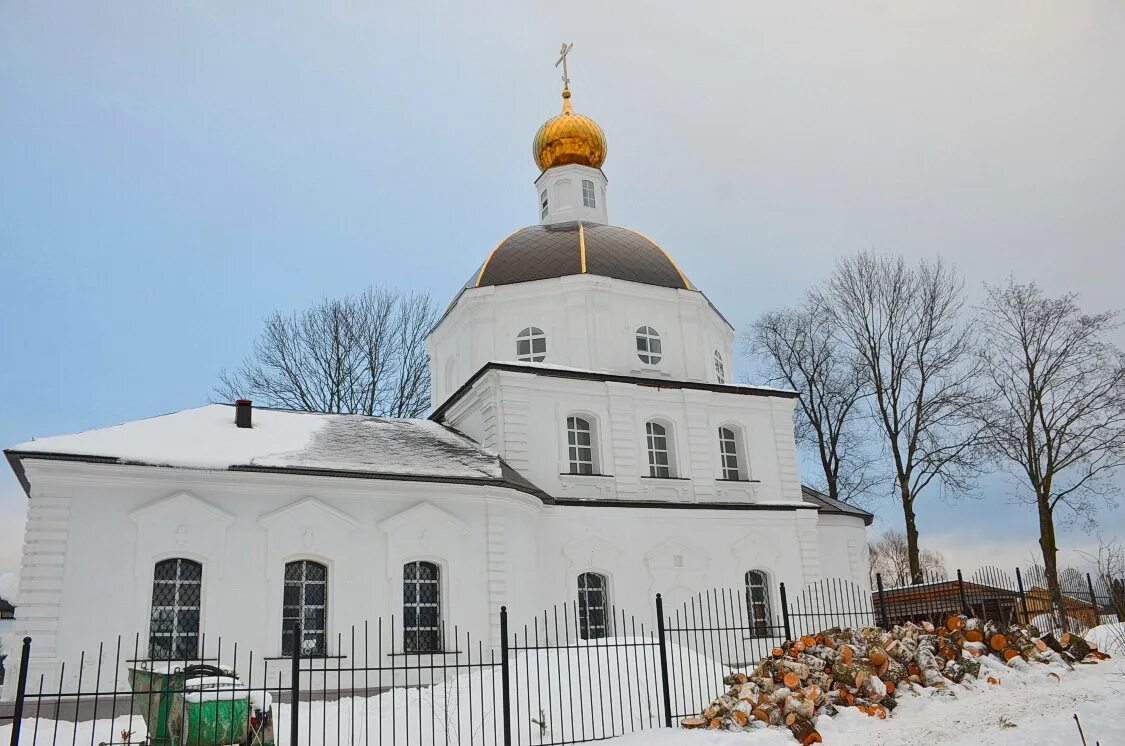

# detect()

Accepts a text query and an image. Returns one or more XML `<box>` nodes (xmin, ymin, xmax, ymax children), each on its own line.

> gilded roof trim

<box><xmin>578</xmin><ymin>221</ymin><xmax>587</xmax><ymax>273</ymax></box>
<box><xmin>474</xmin><ymin>227</ymin><xmax>525</xmax><ymax>287</ymax></box>
<box><xmin>619</xmin><ymin>226</ymin><xmax>695</xmax><ymax>291</ymax></box>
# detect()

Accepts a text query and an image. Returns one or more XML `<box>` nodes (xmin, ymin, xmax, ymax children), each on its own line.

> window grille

<box><xmin>719</xmin><ymin>426</ymin><xmax>741</xmax><ymax>480</ymax></box>
<box><xmin>148</xmin><ymin>558</ymin><xmax>202</xmax><ymax>660</ymax></box>
<box><xmin>636</xmin><ymin>326</ymin><xmax>662</xmax><ymax>365</ymax></box>
<box><xmin>567</xmin><ymin>416</ymin><xmax>595</xmax><ymax>474</ymax></box>
<box><xmin>646</xmin><ymin>421</ymin><xmax>672</xmax><ymax>478</ymax></box>
<box><xmin>578</xmin><ymin>572</ymin><xmax>609</xmax><ymax>639</ymax></box>
<box><xmin>282</xmin><ymin>560</ymin><xmax>327</xmax><ymax>656</ymax></box>
<box><xmin>582</xmin><ymin>179</ymin><xmax>596</xmax><ymax>208</ymax></box>
<box><xmin>516</xmin><ymin>327</ymin><xmax>547</xmax><ymax>362</ymax></box>
<box><xmin>404</xmin><ymin>561</ymin><xmax>442</xmax><ymax>653</ymax></box>
<box><xmin>745</xmin><ymin>569</ymin><xmax>771</xmax><ymax>638</ymax></box>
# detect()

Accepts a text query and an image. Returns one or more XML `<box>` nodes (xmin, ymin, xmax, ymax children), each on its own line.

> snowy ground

<box><xmin>604</xmin><ymin>626</ymin><xmax>1125</xmax><ymax>746</ymax></box>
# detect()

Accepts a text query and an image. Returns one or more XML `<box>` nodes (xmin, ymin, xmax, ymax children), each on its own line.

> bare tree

<box><xmin>1078</xmin><ymin>536</ymin><xmax>1125</xmax><ymax>619</ymax></box>
<box><xmin>978</xmin><ymin>280</ymin><xmax>1125</xmax><ymax>630</ymax></box>
<box><xmin>216</xmin><ymin>286</ymin><xmax>438</xmax><ymax>417</ymax></box>
<box><xmin>868</xmin><ymin>530</ymin><xmax>948</xmax><ymax>588</ymax></box>
<box><xmin>745</xmin><ymin>296</ymin><xmax>876</xmax><ymax>504</ymax></box>
<box><xmin>822</xmin><ymin>253</ymin><xmax>985</xmax><ymax>583</ymax></box>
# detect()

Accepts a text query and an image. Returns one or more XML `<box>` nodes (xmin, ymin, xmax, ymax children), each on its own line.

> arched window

<box><xmin>636</xmin><ymin>326</ymin><xmax>662</xmax><ymax>365</ymax></box>
<box><xmin>645</xmin><ymin>421</ymin><xmax>673</xmax><ymax>478</ymax></box>
<box><xmin>404</xmin><ymin>561</ymin><xmax>442</xmax><ymax>652</ymax></box>
<box><xmin>516</xmin><ymin>327</ymin><xmax>547</xmax><ymax>362</ymax></box>
<box><xmin>149</xmin><ymin>558</ymin><xmax>202</xmax><ymax>659</ymax></box>
<box><xmin>540</xmin><ymin>190</ymin><xmax>549</xmax><ymax>219</ymax></box>
<box><xmin>582</xmin><ymin>179</ymin><xmax>596</xmax><ymax>208</ymax></box>
<box><xmin>567</xmin><ymin>416</ymin><xmax>596</xmax><ymax>474</ymax></box>
<box><xmin>745</xmin><ymin>570</ymin><xmax>771</xmax><ymax>638</ymax></box>
<box><xmin>578</xmin><ymin>572</ymin><xmax>609</xmax><ymax>640</ymax></box>
<box><xmin>718</xmin><ymin>426</ymin><xmax>741</xmax><ymax>480</ymax></box>
<box><xmin>714</xmin><ymin>351</ymin><xmax>726</xmax><ymax>384</ymax></box>
<box><xmin>283</xmin><ymin>560</ymin><xmax>327</xmax><ymax>656</ymax></box>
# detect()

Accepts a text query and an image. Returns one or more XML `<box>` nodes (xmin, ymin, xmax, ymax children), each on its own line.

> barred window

<box><xmin>745</xmin><ymin>570</ymin><xmax>771</xmax><ymax>638</ymax></box>
<box><xmin>282</xmin><ymin>560</ymin><xmax>327</xmax><ymax>656</ymax></box>
<box><xmin>148</xmin><ymin>558</ymin><xmax>202</xmax><ymax>660</ymax></box>
<box><xmin>578</xmin><ymin>572</ymin><xmax>609</xmax><ymax>640</ymax></box>
<box><xmin>567</xmin><ymin>416</ymin><xmax>595</xmax><ymax>474</ymax></box>
<box><xmin>404</xmin><ymin>561</ymin><xmax>442</xmax><ymax>653</ymax></box>
<box><xmin>714</xmin><ymin>351</ymin><xmax>726</xmax><ymax>384</ymax></box>
<box><xmin>516</xmin><ymin>327</ymin><xmax>547</xmax><ymax>362</ymax></box>
<box><xmin>582</xmin><ymin>179</ymin><xmax>596</xmax><ymax>208</ymax></box>
<box><xmin>719</xmin><ymin>426</ymin><xmax>741</xmax><ymax>480</ymax></box>
<box><xmin>636</xmin><ymin>326</ymin><xmax>662</xmax><ymax>365</ymax></box>
<box><xmin>646</xmin><ymin>421</ymin><xmax>672</xmax><ymax>478</ymax></box>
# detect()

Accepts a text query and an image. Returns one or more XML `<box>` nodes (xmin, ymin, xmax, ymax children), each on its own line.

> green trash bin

<box><xmin>128</xmin><ymin>663</ymin><xmax>273</xmax><ymax>746</ymax></box>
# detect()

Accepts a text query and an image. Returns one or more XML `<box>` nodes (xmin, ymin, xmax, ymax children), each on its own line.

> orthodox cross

<box><xmin>555</xmin><ymin>42</ymin><xmax>574</xmax><ymax>89</ymax></box>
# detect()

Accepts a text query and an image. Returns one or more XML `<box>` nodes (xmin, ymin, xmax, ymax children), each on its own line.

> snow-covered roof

<box><xmin>5</xmin><ymin>404</ymin><xmax>542</xmax><ymax>495</ymax></box>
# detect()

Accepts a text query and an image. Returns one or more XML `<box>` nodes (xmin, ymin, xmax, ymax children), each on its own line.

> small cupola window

<box><xmin>516</xmin><ymin>326</ymin><xmax>547</xmax><ymax>362</ymax></box>
<box><xmin>582</xmin><ymin>179</ymin><xmax>596</xmax><ymax>208</ymax></box>
<box><xmin>636</xmin><ymin>326</ymin><xmax>662</xmax><ymax>365</ymax></box>
<box><xmin>714</xmin><ymin>350</ymin><xmax>726</xmax><ymax>384</ymax></box>
<box><xmin>540</xmin><ymin>190</ymin><xmax>549</xmax><ymax>219</ymax></box>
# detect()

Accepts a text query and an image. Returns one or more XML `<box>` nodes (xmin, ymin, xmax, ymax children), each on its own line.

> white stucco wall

<box><xmin>428</xmin><ymin>275</ymin><xmax>735</xmax><ymax>406</ymax></box>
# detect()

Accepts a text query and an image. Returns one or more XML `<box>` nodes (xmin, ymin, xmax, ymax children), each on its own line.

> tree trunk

<box><xmin>1037</xmin><ymin>494</ymin><xmax>1069</xmax><ymax>633</ymax></box>
<box><xmin>901</xmin><ymin>484</ymin><xmax>922</xmax><ymax>584</ymax></box>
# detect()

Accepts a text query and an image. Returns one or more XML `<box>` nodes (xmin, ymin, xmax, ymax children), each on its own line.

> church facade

<box><xmin>3</xmin><ymin>78</ymin><xmax>870</xmax><ymax>692</ymax></box>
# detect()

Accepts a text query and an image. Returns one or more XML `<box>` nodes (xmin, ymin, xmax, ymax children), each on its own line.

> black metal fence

<box><xmin>3</xmin><ymin>567</ymin><xmax>1122</xmax><ymax>745</ymax></box>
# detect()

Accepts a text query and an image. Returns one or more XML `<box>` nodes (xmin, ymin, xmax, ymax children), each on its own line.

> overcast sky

<box><xmin>2</xmin><ymin>1</ymin><xmax>1123</xmax><ymax>589</ymax></box>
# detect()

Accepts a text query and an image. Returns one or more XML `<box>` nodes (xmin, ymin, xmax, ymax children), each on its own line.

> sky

<box><xmin>2</xmin><ymin>1</ymin><xmax>1124</xmax><ymax>592</ymax></box>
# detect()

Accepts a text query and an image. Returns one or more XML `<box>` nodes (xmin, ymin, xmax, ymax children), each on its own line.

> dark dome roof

<box><xmin>472</xmin><ymin>223</ymin><xmax>694</xmax><ymax>290</ymax></box>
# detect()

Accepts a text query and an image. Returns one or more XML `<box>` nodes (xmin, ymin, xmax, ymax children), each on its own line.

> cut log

<box><xmin>751</xmin><ymin>701</ymin><xmax>783</xmax><ymax>726</ymax></box>
<box><xmin>786</xmin><ymin>714</ymin><xmax>822</xmax><ymax>744</ymax></box>
<box><xmin>783</xmin><ymin>693</ymin><xmax>816</xmax><ymax>721</ymax></box>
<box><xmin>830</xmin><ymin>662</ymin><xmax>865</xmax><ymax>688</ymax></box>
<box><xmin>800</xmin><ymin>635</ymin><xmax>817</xmax><ymax>648</ymax></box>
<box><xmin>680</xmin><ymin>717</ymin><xmax>706</xmax><ymax>729</ymax></box>
<box><xmin>1060</xmin><ymin>632</ymin><xmax>1092</xmax><ymax>661</ymax></box>
<box><xmin>731</xmin><ymin>709</ymin><xmax>750</xmax><ymax>726</ymax></box>
<box><xmin>989</xmin><ymin>633</ymin><xmax>1008</xmax><ymax>652</ymax></box>
<box><xmin>964</xmin><ymin>629</ymin><xmax>984</xmax><ymax>643</ymax></box>
<box><xmin>946</xmin><ymin>614</ymin><xmax>966</xmax><ymax>632</ymax></box>
<box><xmin>783</xmin><ymin>672</ymin><xmax>801</xmax><ymax>689</ymax></box>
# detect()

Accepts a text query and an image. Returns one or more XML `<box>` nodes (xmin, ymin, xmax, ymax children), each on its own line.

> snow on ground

<box><xmin>1086</xmin><ymin>622</ymin><xmax>1125</xmax><ymax>656</ymax></box>
<box><xmin>603</xmin><ymin>656</ymin><xmax>1125</xmax><ymax>746</ymax></box>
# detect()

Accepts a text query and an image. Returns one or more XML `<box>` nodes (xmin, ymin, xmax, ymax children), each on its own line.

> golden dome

<box><xmin>532</xmin><ymin>89</ymin><xmax>607</xmax><ymax>172</ymax></box>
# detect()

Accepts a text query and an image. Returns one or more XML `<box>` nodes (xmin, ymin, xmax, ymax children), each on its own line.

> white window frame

<box><xmin>645</xmin><ymin>420</ymin><xmax>674</xmax><ymax>478</ymax></box>
<box><xmin>719</xmin><ymin>426</ymin><xmax>741</xmax><ymax>480</ymax></box>
<box><xmin>540</xmin><ymin>190</ymin><xmax>549</xmax><ymax>218</ymax></box>
<box><xmin>578</xmin><ymin>571</ymin><xmax>610</xmax><ymax>640</ymax></box>
<box><xmin>282</xmin><ymin>559</ymin><xmax>328</xmax><ymax>656</ymax></box>
<box><xmin>582</xmin><ymin>179</ymin><xmax>596</xmax><ymax>208</ymax></box>
<box><xmin>714</xmin><ymin>350</ymin><xmax>726</xmax><ymax>384</ymax></box>
<box><xmin>516</xmin><ymin>326</ymin><xmax>547</xmax><ymax>362</ymax></box>
<box><xmin>636</xmin><ymin>326</ymin><xmax>662</xmax><ymax>366</ymax></box>
<box><xmin>148</xmin><ymin>557</ymin><xmax>203</xmax><ymax>660</ymax></box>
<box><xmin>403</xmin><ymin>560</ymin><xmax>442</xmax><ymax>653</ymax></box>
<box><xmin>745</xmin><ymin>569</ymin><xmax>772</xmax><ymax>638</ymax></box>
<box><xmin>566</xmin><ymin>416</ymin><xmax>596</xmax><ymax>475</ymax></box>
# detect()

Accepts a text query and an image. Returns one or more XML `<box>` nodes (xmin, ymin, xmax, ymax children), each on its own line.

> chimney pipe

<box><xmin>235</xmin><ymin>399</ymin><xmax>252</xmax><ymax>429</ymax></box>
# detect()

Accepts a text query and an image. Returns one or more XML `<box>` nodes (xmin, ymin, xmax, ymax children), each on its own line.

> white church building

<box><xmin>3</xmin><ymin>75</ymin><xmax>870</xmax><ymax>691</ymax></box>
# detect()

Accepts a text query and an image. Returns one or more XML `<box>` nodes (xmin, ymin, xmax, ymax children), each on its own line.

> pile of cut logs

<box><xmin>680</xmin><ymin>617</ymin><xmax>1109</xmax><ymax>744</ymax></box>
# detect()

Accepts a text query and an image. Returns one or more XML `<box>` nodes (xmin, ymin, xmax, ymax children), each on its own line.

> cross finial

<box><xmin>555</xmin><ymin>42</ymin><xmax>574</xmax><ymax>91</ymax></box>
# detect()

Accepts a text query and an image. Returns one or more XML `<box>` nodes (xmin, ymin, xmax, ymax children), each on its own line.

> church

<box><xmin>3</xmin><ymin>62</ymin><xmax>870</xmax><ymax>691</ymax></box>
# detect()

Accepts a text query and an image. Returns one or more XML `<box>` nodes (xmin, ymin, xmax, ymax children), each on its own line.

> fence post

<box><xmin>875</xmin><ymin>574</ymin><xmax>890</xmax><ymax>629</ymax></box>
<box><xmin>1015</xmin><ymin>566</ymin><xmax>1030</xmax><ymax>625</ymax></box>
<box><xmin>499</xmin><ymin>606</ymin><xmax>512</xmax><ymax>746</ymax></box>
<box><xmin>8</xmin><ymin>636</ymin><xmax>31</xmax><ymax>746</ymax></box>
<box><xmin>289</xmin><ymin>622</ymin><xmax>300</xmax><ymax>746</ymax></box>
<box><xmin>1085</xmin><ymin>573</ymin><xmax>1100</xmax><ymax>625</ymax></box>
<box><xmin>957</xmin><ymin>569</ymin><xmax>970</xmax><ymax>617</ymax></box>
<box><xmin>779</xmin><ymin>582</ymin><xmax>793</xmax><ymax>641</ymax></box>
<box><xmin>654</xmin><ymin>594</ymin><xmax>673</xmax><ymax>728</ymax></box>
